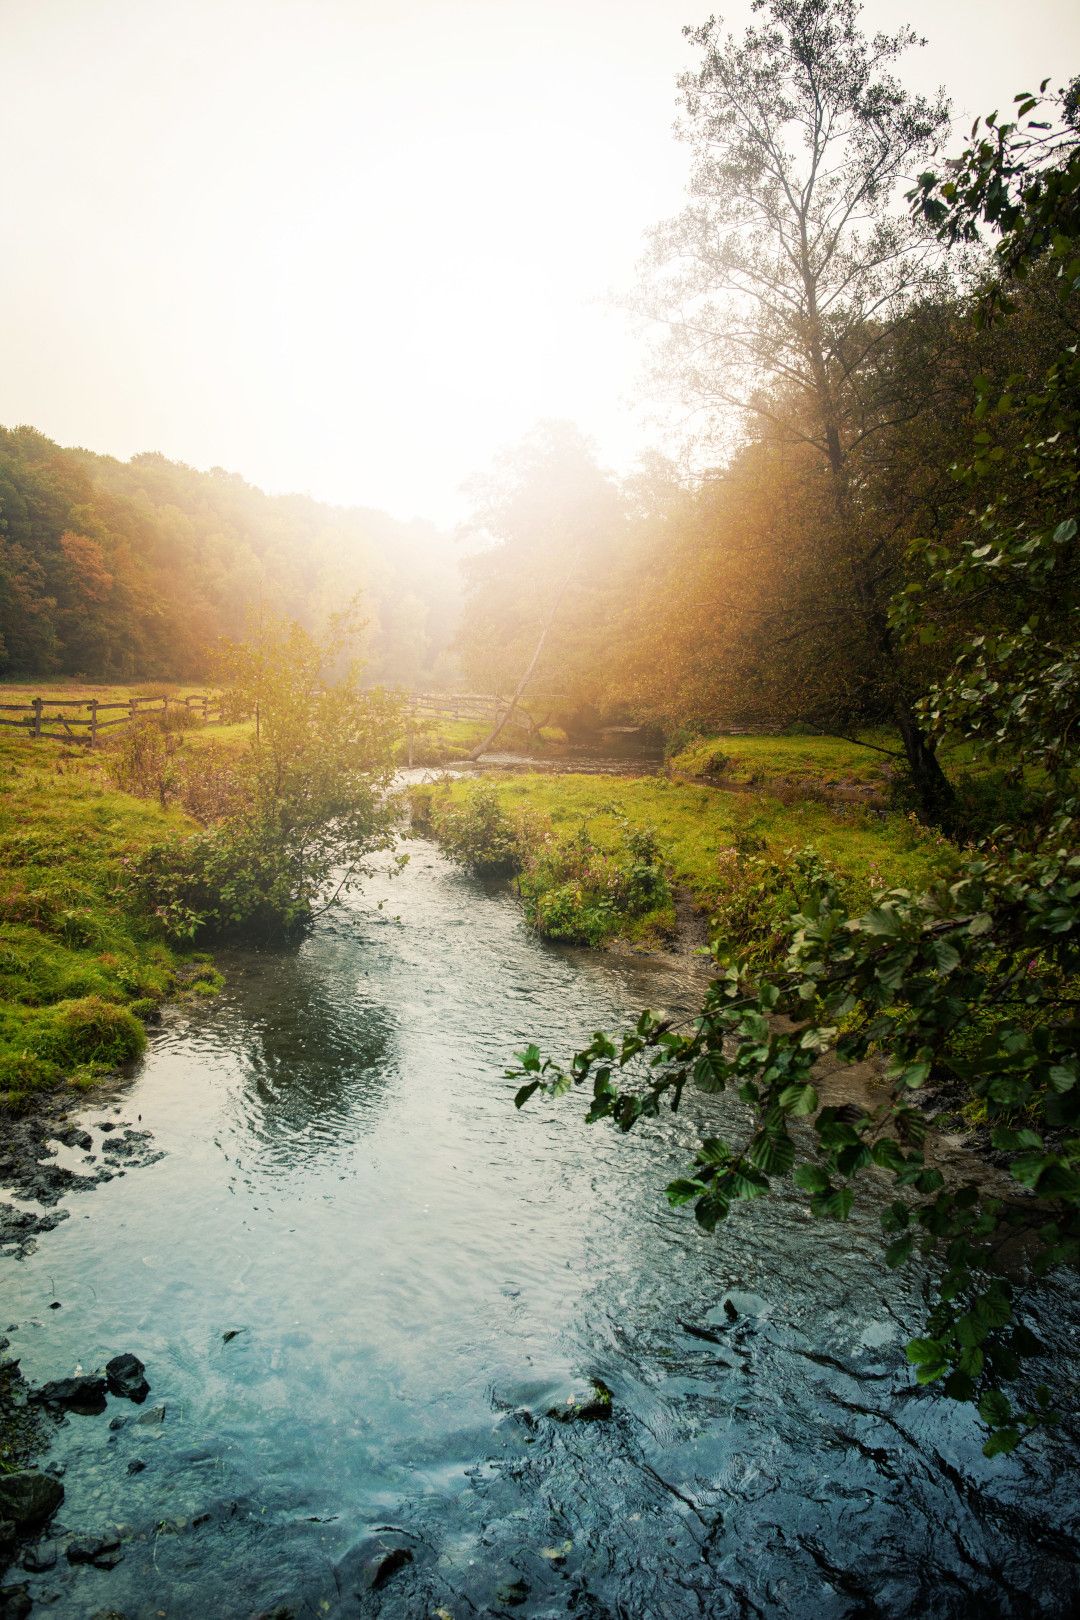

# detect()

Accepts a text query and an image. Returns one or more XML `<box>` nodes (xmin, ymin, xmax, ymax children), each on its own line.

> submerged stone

<box><xmin>0</xmin><ymin>1584</ymin><xmax>32</xmax><ymax>1620</ymax></box>
<box><xmin>66</xmin><ymin>1533</ymin><xmax>122</xmax><ymax>1568</ymax></box>
<box><xmin>21</xmin><ymin>1542</ymin><xmax>58</xmax><ymax>1572</ymax></box>
<box><xmin>367</xmin><ymin>1545</ymin><xmax>413</xmax><ymax>1590</ymax></box>
<box><xmin>0</xmin><ymin>1471</ymin><xmax>64</xmax><ymax>1528</ymax></box>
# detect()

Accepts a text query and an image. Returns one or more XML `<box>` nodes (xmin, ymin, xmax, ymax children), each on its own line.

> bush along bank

<box><xmin>409</xmin><ymin>779</ymin><xmax>676</xmax><ymax>946</ymax></box>
<box><xmin>409</xmin><ymin>772</ymin><xmax>955</xmax><ymax>957</ymax></box>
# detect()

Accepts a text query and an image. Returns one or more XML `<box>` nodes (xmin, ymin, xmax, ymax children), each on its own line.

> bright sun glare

<box><xmin>2</xmin><ymin>0</ymin><xmax>1079</xmax><ymax>521</ymax></box>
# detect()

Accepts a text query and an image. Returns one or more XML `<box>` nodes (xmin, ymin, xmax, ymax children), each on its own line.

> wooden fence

<box><xmin>0</xmin><ymin>693</ymin><xmax>221</xmax><ymax>746</ymax></box>
<box><xmin>404</xmin><ymin>691</ymin><xmax>507</xmax><ymax>723</ymax></box>
<box><xmin>1</xmin><ymin>688</ymin><xmax>547</xmax><ymax>748</ymax></box>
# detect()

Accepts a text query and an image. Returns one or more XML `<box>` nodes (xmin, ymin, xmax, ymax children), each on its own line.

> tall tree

<box><xmin>642</xmin><ymin>0</ymin><xmax>954</xmax><ymax>814</ymax></box>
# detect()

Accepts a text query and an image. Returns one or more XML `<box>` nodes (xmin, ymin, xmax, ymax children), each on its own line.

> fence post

<box><xmin>162</xmin><ymin>695</ymin><xmax>170</xmax><ymax>726</ymax></box>
<box><xmin>202</xmin><ymin>694</ymin><xmax>209</xmax><ymax>722</ymax></box>
<box><xmin>89</xmin><ymin>699</ymin><xmax>98</xmax><ymax>749</ymax></box>
<box><xmin>32</xmin><ymin>697</ymin><xmax>42</xmax><ymax>740</ymax></box>
<box><xmin>130</xmin><ymin>698</ymin><xmax>139</xmax><ymax>727</ymax></box>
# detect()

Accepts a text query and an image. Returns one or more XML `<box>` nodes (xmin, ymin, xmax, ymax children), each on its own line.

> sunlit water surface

<box><xmin>4</xmin><ymin>838</ymin><xmax>1078</xmax><ymax>1617</ymax></box>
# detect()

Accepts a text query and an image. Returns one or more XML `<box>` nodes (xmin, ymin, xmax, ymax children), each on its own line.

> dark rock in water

<box><xmin>54</xmin><ymin>1127</ymin><xmax>92</xmax><ymax>1152</ymax></box>
<box><xmin>221</xmin><ymin>1329</ymin><xmax>244</xmax><ymax>1344</ymax></box>
<box><xmin>30</xmin><ymin>1376</ymin><xmax>107</xmax><ymax>1415</ymax></box>
<box><xmin>0</xmin><ymin>1471</ymin><xmax>65</xmax><ymax>1528</ymax></box>
<box><xmin>334</xmin><ymin>1536</ymin><xmax>415</xmax><ymax>1596</ymax></box>
<box><xmin>0</xmin><ymin>1583</ymin><xmax>32</xmax><ymax>1620</ymax></box>
<box><xmin>547</xmin><ymin>1378</ymin><xmax>613</xmax><ymax>1423</ymax></box>
<box><xmin>108</xmin><ymin>1417</ymin><xmax>126</xmax><ymax>1432</ymax></box>
<box><xmin>66</xmin><ymin>1534</ymin><xmax>122</xmax><ymax>1568</ymax></box>
<box><xmin>89</xmin><ymin>1611</ymin><xmax>129</xmax><ymax>1620</ymax></box>
<box><xmin>0</xmin><ymin>1202</ymin><xmax>70</xmax><ymax>1260</ymax></box>
<box><xmin>105</xmin><ymin>1355</ymin><xmax>149</xmax><ymax>1404</ymax></box>
<box><xmin>366</xmin><ymin>1546</ymin><xmax>412</xmax><ymax>1590</ymax></box>
<box><xmin>0</xmin><ymin>1522</ymin><xmax>15</xmax><ymax>1564</ymax></box>
<box><xmin>21</xmin><ymin>1542</ymin><xmax>57</xmax><ymax>1572</ymax></box>
<box><xmin>98</xmin><ymin>1122</ymin><xmax>117</xmax><ymax>1133</ymax></box>
<box><xmin>125</xmin><ymin>1460</ymin><xmax>146</xmax><ymax>1476</ymax></box>
<box><xmin>496</xmin><ymin>1577</ymin><xmax>530</xmax><ymax>1607</ymax></box>
<box><xmin>47</xmin><ymin>1302</ymin><xmax>61</xmax><ymax>1312</ymax></box>
<box><xmin>135</xmin><ymin>1403</ymin><xmax>165</xmax><ymax>1427</ymax></box>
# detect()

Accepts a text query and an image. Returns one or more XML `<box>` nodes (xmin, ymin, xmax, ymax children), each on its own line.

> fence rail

<box><xmin>0</xmin><ymin>693</ymin><xmax>221</xmax><ymax>746</ymax></box>
<box><xmin>404</xmin><ymin>691</ymin><xmax>508</xmax><ymax>723</ymax></box>
<box><xmin>3</xmin><ymin>688</ymin><xmax>556</xmax><ymax>748</ymax></box>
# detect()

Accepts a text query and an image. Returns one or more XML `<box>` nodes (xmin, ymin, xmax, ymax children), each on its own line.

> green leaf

<box><xmin>982</xmin><ymin>1427</ymin><xmax>1022</xmax><ymax>1458</ymax></box>
<box><xmin>793</xmin><ymin>1163</ymin><xmax>829</xmax><ymax>1194</ymax></box>
<box><xmin>871</xmin><ymin>1138</ymin><xmax>906</xmax><ymax>1171</ymax></box>
<box><xmin>696</xmin><ymin>1137</ymin><xmax>731</xmax><ymax>1166</ymax></box>
<box><xmin>817</xmin><ymin>1186</ymin><xmax>854</xmax><ymax>1221</ymax></box>
<box><xmin>748</xmin><ymin>1131</ymin><xmax>795</xmax><ymax>1176</ymax></box>
<box><xmin>694</xmin><ymin>1194</ymin><xmax>729</xmax><ymax>1232</ymax></box>
<box><xmin>778</xmin><ymin>1082</ymin><xmax>819</xmax><ymax>1116</ymax></box>
<box><xmin>978</xmin><ymin>1390</ymin><xmax>1013</xmax><ymax>1427</ymax></box>
<box><xmin>885</xmin><ymin>1235</ymin><xmax>913</xmax><ymax>1268</ymax></box>
<box><xmin>692</xmin><ymin>1049</ymin><xmax>728</xmax><ymax>1094</ymax></box>
<box><xmin>514</xmin><ymin>1080</ymin><xmax>540</xmax><ymax>1109</ymax></box>
<box><xmin>666</xmin><ymin>1178</ymin><xmax>706</xmax><ymax>1207</ymax></box>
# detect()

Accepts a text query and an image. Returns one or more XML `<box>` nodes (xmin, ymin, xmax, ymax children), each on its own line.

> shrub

<box><xmin>518</xmin><ymin>818</ymin><xmax>673</xmax><ymax>945</ymax></box>
<box><xmin>176</xmin><ymin>743</ymin><xmax>249</xmax><ymax>823</ymax></box>
<box><xmin>711</xmin><ymin>845</ymin><xmax>852</xmax><ymax>969</ymax></box>
<box><xmin>105</xmin><ymin>718</ymin><xmax>183</xmax><ymax>808</ymax></box>
<box><xmin>30</xmin><ymin>995</ymin><xmax>147</xmax><ymax>1069</ymax></box>
<box><xmin>430</xmin><ymin>783</ymin><xmax>522</xmax><ymax>877</ymax></box>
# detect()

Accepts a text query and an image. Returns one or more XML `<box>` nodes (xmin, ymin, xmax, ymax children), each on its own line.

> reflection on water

<box><xmin>3</xmin><ymin>839</ymin><xmax>1077</xmax><ymax>1618</ymax></box>
<box><xmin>215</xmin><ymin>941</ymin><xmax>399</xmax><ymax>1167</ymax></box>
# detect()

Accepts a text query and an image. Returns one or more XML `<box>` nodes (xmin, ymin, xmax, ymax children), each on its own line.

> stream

<box><xmin>2</xmin><ymin>830</ymin><xmax>1078</xmax><ymax>1617</ymax></box>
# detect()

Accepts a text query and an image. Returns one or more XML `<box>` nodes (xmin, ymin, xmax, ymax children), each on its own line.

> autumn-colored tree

<box><xmin>639</xmin><ymin>0</ymin><xmax>956</xmax><ymax>814</ymax></box>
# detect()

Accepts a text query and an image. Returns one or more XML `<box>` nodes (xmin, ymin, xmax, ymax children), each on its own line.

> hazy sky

<box><xmin>2</xmin><ymin>0</ymin><xmax>1077</xmax><ymax>523</ymax></box>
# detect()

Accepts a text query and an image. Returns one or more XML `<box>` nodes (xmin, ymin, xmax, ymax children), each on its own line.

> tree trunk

<box><xmin>467</xmin><ymin>571</ymin><xmax>573</xmax><ymax>761</ymax></box>
<box><xmin>893</xmin><ymin>699</ymin><xmax>955</xmax><ymax>824</ymax></box>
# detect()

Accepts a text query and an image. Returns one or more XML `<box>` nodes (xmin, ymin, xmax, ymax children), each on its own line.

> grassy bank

<box><xmin>413</xmin><ymin>766</ymin><xmax>956</xmax><ymax>954</ymax></box>
<box><xmin>0</xmin><ymin>730</ymin><xmax>220</xmax><ymax>1110</ymax></box>
<box><xmin>668</xmin><ymin>730</ymin><xmax>898</xmax><ymax>796</ymax></box>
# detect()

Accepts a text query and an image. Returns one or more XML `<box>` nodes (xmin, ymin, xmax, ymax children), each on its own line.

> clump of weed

<box><xmin>29</xmin><ymin>994</ymin><xmax>147</xmax><ymax>1069</ymax></box>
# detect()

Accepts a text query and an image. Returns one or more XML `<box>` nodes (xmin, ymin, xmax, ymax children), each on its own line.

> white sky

<box><xmin>2</xmin><ymin>0</ymin><xmax>1077</xmax><ymax>524</ymax></box>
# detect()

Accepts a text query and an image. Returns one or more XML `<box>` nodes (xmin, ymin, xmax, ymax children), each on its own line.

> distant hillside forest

<box><xmin>0</xmin><ymin>425</ymin><xmax>461</xmax><ymax>686</ymax></box>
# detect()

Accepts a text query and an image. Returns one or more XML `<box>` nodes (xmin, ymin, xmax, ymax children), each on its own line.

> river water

<box><xmin>3</xmin><ymin>834</ymin><xmax>1078</xmax><ymax>1618</ymax></box>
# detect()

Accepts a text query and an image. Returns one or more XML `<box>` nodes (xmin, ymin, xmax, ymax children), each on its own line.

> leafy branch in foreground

<box><xmin>510</xmin><ymin>836</ymin><xmax>1078</xmax><ymax>1456</ymax></box>
<box><xmin>511</xmin><ymin>82</ymin><xmax>1080</xmax><ymax>1456</ymax></box>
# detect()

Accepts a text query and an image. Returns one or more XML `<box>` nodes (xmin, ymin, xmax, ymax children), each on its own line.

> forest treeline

<box><xmin>0</xmin><ymin>427</ymin><xmax>461</xmax><ymax>686</ymax></box>
<box><xmin>457</xmin><ymin>263</ymin><xmax>1075</xmax><ymax>779</ymax></box>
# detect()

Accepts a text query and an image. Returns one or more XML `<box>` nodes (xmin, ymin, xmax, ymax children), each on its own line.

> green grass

<box><xmin>428</xmin><ymin>769</ymin><xmax>956</xmax><ymax>934</ymax></box>
<box><xmin>400</xmin><ymin>714</ymin><xmax>568</xmax><ymax>765</ymax></box>
<box><xmin>668</xmin><ymin>730</ymin><xmax>901</xmax><ymax>792</ymax></box>
<box><xmin>0</xmin><ymin>731</ymin><xmax>215</xmax><ymax>1108</ymax></box>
